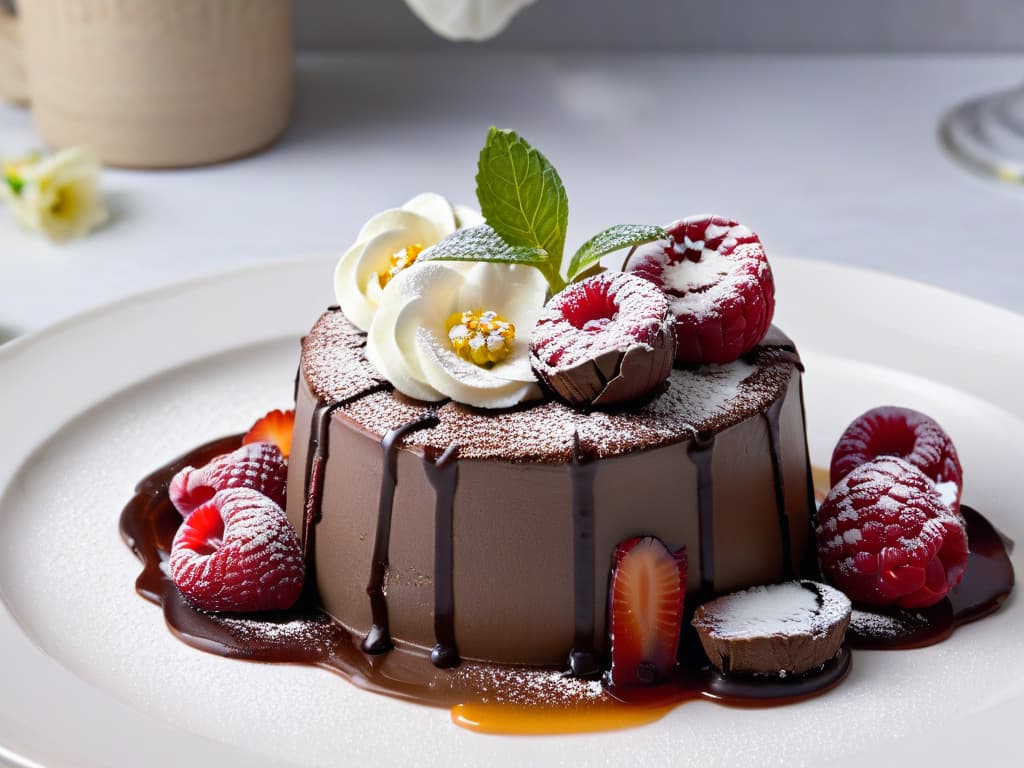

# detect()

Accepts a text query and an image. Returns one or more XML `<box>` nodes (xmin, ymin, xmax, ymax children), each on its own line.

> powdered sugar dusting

<box><xmin>301</xmin><ymin>310</ymin><xmax>385</xmax><ymax>403</ymax></box>
<box><xmin>450</xmin><ymin>665</ymin><xmax>605</xmax><ymax>706</ymax></box>
<box><xmin>694</xmin><ymin>581</ymin><xmax>851</xmax><ymax>640</ymax></box>
<box><xmin>307</xmin><ymin>310</ymin><xmax>799</xmax><ymax>462</ymax></box>
<box><xmin>849</xmin><ymin>608</ymin><xmax>928</xmax><ymax>639</ymax></box>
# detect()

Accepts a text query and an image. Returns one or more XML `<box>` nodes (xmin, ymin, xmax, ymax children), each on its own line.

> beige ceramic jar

<box><xmin>0</xmin><ymin>0</ymin><xmax>292</xmax><ymax>168</ymax></box>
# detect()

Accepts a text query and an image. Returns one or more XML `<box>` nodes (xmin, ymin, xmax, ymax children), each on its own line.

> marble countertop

<box><xmin>1</xmin><ymin>52</ymin><xmax>1022</xmax><ymax>344</ymax></box>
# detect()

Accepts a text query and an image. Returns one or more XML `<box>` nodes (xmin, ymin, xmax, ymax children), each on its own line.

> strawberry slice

<box><xmin>608</xmin><ymin>536</ymin><xmax>687</xmax><ymax>686</ymax></box>
<box><xmin>243</xmin><ymin>409</ymin><xmax>295</xmax><ymax>459</ymax></box>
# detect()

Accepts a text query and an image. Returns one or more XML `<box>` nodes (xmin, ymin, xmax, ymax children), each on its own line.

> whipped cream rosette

<box><xmin>335</xmin><ymin>193</ymin><xmax>479</xmax><ymax>331</ymax></box>
<box><xmin>367</xmin><ymin>260</ymin><xmax>548</xmax><ymax>408</ymax></box>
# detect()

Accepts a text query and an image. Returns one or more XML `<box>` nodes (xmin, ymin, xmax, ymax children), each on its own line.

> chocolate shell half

<box><xmin>692</xmin><ymin>580</ymin><xmax>851</xmax><ymax>677</ymax></box>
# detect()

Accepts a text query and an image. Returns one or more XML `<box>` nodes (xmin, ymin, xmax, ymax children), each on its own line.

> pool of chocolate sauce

<box><xmin>120</xmin><ymin>436</ymin><xmax>1014</xmax><ymax>733</ymax></box>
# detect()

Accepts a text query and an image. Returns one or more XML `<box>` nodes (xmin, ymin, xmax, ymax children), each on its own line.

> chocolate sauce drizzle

<box><xmin>569</xmin><ymin>433</ymin><xmax>601</xmax><ymax>677</ymax></box>
<box><xmin>425</xmin><ymin>443</ymin><xmax>461</xmax><ymax>669</ymax></box>
<box><xmin>797</xmin><ymin>380</ymin><xmax>823</xmax><ymax>580</ymax></box>
<box><xmin>687</xmin><ymin>434</ymin><xmax>717</xmax><ymax>595</ymax></box>
<box><xmin>115</xmin><ymin>322</ymin><xmax>1016</xmax><ymax>730</ymax></box>
<box><xmin>301</xmin><ymin>384</ymin><xmax>391</xmax><ymax>586</ymax></box>
<box><xmin>363</xmin><ymin>413</ymin><xmax>442</xmax><ymax>655</ymax></box>
<box><xmin>119</xmin><ymin>434</ymin><xmax>1013</xmax><ymax>728</ymax></box>
<box><xmin>764</xmin><ymin>398</ymin><xmax>795</xmax><ymax>580</ymax></box>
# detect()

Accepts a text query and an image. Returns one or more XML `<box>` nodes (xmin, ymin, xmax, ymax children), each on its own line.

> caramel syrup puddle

<box><xmin>119</xmin><ymin>439</ymin><xmax>1013</xmax><ymax>736</ymax></box>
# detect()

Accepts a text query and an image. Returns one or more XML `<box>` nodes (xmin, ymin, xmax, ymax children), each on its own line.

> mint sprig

<box><xmin>431</xmin><ymin>127</ymin><xmax>665</xmax><ymax>296</ymax></box>
<box><xmin>422</xmin><ymin>223</ymin><xmax>549</xmax><ymax>265</ymax></box>
<box><xmin>476</xmin><ymin>127</ymin><xmax>569</xmax><ymax>293</ymax></box>
<box><xmin>566</xmin><ymin>224</ymin><xmax>667</xmax><ymax>283</ymax></box>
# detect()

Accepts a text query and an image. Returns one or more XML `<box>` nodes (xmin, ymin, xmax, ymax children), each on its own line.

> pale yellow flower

<box><xmin>4</xmin><ymin>147</ymin><xmax>108</xmax><ymax>242</ymax></box>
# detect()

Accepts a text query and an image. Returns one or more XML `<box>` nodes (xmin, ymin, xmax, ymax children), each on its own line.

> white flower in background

<box><xmin>2</xmin><ymin>147</ymin><xmax>108</xmax><ymax>242</ymax></box>
<box><xmin>403</xmin><ymin>0</ymin><xmax>536</xmax><ymax>41</ymax></box>
<box><xmin>367</xmin><ymin>260</ymin><xmax>548</xmax><ymax>408</ymax></box>
<box><xmin>335</xmin><ymin>193</ymin><xmax>480</xmax><ymax>331</ymax></box>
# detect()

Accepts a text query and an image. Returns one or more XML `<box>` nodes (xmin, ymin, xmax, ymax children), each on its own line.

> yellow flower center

<box><xmin>446</xmin><ymin>309</ymin><xmax>516</xmax><ymax>367</ymax></box>
<box><xmin>378</xmin><ymin>243</ymin><xmax>424</xmax><ymax>288</ymax></box>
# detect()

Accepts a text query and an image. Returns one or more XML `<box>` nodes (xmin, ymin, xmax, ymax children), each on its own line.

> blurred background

<box><xmin>1</xmin><ymin>0</ymin><xmax>1023</xmax><ymax>344</ymax></box>
<box><xmin>293</xmin><ymin>0</ymin><xmax>1024</xmax><ymax>51</ymax></box>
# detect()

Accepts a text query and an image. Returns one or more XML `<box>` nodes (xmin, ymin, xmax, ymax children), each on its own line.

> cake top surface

<box><xmin>301</xmin><ymin>309</ymin><xmax>800</xmax><ymax>462</ymax></box>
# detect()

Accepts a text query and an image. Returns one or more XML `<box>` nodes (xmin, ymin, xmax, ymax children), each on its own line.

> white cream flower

<box><xmin>367</xmin><ymin>260</ymin><xmax>548</xmax><ymax>409</ymax></box>
<box><xmin>403</xmin><ymin>0</ymin><xmax>537</xmax><ymax>41</ymax></box>
<box><xmin>334</xmin><ymin>193</ymin><xmax>475</xmax><ymax>331</ymax></box>
<box><xmin>4</xmin><ymin>147</ymin><xmax>108</xmax><ymax>242</ymax></box>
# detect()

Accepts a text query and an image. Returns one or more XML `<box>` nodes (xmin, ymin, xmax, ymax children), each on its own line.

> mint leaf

<box><xmin>422</xmin><ymin>224</ymin><xmax>549</xmax><ymax>266</ymax></box>
<box><xmin>567</xmin><ymin>224</ymin><xmax>667</xmax><ymax>282</ymax></box>
<box><xmin>4</xmin><ymin>175</ymin><xmax>23</xmax><ymax>197</ymax></box>
<box><xmin>476</xmin><ymin>127</ymin><xmax>568</xmax><ymax>288</ymax></box>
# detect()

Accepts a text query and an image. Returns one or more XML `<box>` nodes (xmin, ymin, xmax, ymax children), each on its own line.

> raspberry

<box><xmin>815</xmin><ymin>457</ymin><xmax>968</xmax><ymax>609</ymax></box>
<box><xmin>169</xmin><ymin>442</ymin><xmax>287</xmax><ymax>518</ymax></box>
<box><xmin>830</xmin><ymin>406</ymin><xmax>963</xmax><ymax>511</ymax></box>
<box><xmin>530</xmin><ymin>272</ymin><xmax>675</xmax><ymax>407</ymax></box>
<box><xmin>625</xmin><ymin>215</ymin><xmax>774</xmax><ymax>365</ymax></box>
<box><xmin>169</xmin><ymin>487</ymin><xmax>304</xmax><ymax>613</ymax></box>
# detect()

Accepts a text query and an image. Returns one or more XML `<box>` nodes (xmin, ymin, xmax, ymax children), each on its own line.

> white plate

<box><xmin>0</xmin><ymin>255</ymin><xmax>1021</xmax><ymax>768</ymax></box>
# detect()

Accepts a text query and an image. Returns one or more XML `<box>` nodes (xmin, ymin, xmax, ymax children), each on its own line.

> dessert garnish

<box><xmin>426</xmin><ymin>127</ymin><xmax>668</xmax><ymax>297</ymax></box>
<box><xmin>242</xmin><ymin>408</ymin><xmax>296</xmax><ymax>459</ymax></box>
<box><xmin>625</xmin><ymin>215</ymin><xmax>775</xmax><ymax>364</ymax></box>
<box><xmin>168</xmin><ymin>441</ymin><xmax>287</xmax><ymax>518</ymax></box>
<box><xmin>830</xmin><ymin>406</ymin><xmax>963</xmax><ymax>511</ymax></box>
<box><xmin>530</xmin><ymin>272</ymin><xmax>676</xmax><ymax>407</ymax></box>
<box><xmin>334</xmin><ymin>193</ymin><xmax>464</xmax><ymax>331</ymax></box>
<box><xmin>607</xmin><ymin>536</ymin><xmax>686</xmax><ymax>686</ymax></box>
<box><xmin>169</xmin><ymin>487</ymin><xmax>304</xmax><ymax>613</ymax></box>
<box><xmin>366</xmin><ymin>260</ymin><xmax>548</xmax><ymax>408</ymax></box>
<box><xmin>360</xmin><ymin>127</ymin><xmax>671</xmax><ymax>409</ymax></box>
<box><xmin>816</xmin><ymin>456</ymin><xmax>969</xmax><ymax>608</ymax></box>
<box><xmin>692</xmin><ymin>581</ymin><xmax>851</xmax><ymax>677</ymax></box>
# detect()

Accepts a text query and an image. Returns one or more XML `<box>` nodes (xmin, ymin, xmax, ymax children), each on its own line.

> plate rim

<box><xmin>1</xmin><ymin>254</ymin><xmax>1022</xmax><ymax>768</ymax></box>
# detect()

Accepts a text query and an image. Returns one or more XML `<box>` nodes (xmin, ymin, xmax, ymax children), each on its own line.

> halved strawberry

<box><xmin>243</xmin><ymin>409</ymin><xmax>295</xmax><ymax>459</ymax></box>
<box><xmin>607</xmin><ymin>536</ymin><xmax>687</xmax><ymax>687</ymax></box>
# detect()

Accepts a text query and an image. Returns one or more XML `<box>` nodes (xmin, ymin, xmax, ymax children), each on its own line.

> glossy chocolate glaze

<box><xmin>121</xmin><ymin>433</ymin><xmax>1013</xmax><ymax>729</ymax></box>
<box><xmin>687</xmin><ymin>434</ymin><xmax>716</xmax><ymax>594</ymax></box>
<box><xmin>568</xmin><ymin>433</ymin><xmax>600</xmax><ymax>678</ymax></box>
<box><xmin>765</xmin><ymin>398</ymin><xmax>795</xmax><ymax>580</ymax></box>
<box><xmin>425</xmin><ymin>444</ymin><xmax>460</xmax><ymax>669</ymax></box>
<box><xmin>364</xmin><ymin>413</ymin><xmax>441</xmax><ymax>655</ymax></box>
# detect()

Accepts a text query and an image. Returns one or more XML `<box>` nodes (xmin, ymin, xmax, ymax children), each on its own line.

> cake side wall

<box><xmin>780</xmin><ymin>372</ymin><xmax>812</xmax><ymax>569</ymax></box>
<box><xmin>710</xmin><ymin>412</ymin><xmax>785</xmax><ymax>592</ymax></box>
<box><xmin>285</xmin><ymin>354</ymin><xmax>813</xmax><ymax>667</ymax></box>
<box><xmin>591</xmin><ymin>443</ymin><xmax>700</xmax><ymax>651</ymax></box>
<box><xmin>284</xmin><ymin>377</ymin><xmax>316</xmax><ymax>539</ymax></box>
<box><xmin>451</xmin><ymin>461</ymin><xmax>575</xmax><ymax>664</ymax></box>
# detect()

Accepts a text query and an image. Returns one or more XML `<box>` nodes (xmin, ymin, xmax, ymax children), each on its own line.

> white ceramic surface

<box><xmin>0</xmin><ymin>255</ymin><xmax>1021</xmax><ymax>767</ymax></box>
<box><xmin>3</xmin><ymin>53</ymin><xmax>1024</xmax><ymax>338</ymax></box>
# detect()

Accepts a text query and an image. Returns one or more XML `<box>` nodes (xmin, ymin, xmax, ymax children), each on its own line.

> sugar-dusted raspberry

<box><xmin>530</xmin><ymin>272</ymin><xmax>675</xmax><ymax>407</ymax></box>
<box><xmin>625</xmin><ymin>215</ymin><xmax>774</xmax><ymax>364</ymax></box>
<box><xmin>816</xmin><ymin>457</ymin><xmax>968</xmax><ymax>609</ymax></box>
<box><xmin>169</xmin><ymin>442</ymin><xmax>287</xmax><ymax>518</ymax></box>
<box><xmin>830</xmin><ymin>406</ymin><xmax>963</xmax><ymax>511</ymax></box>
<box><xmin>170</xmin><ymin>487</ymin><xmax>304</xmax><ymax>613</ymax></box>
